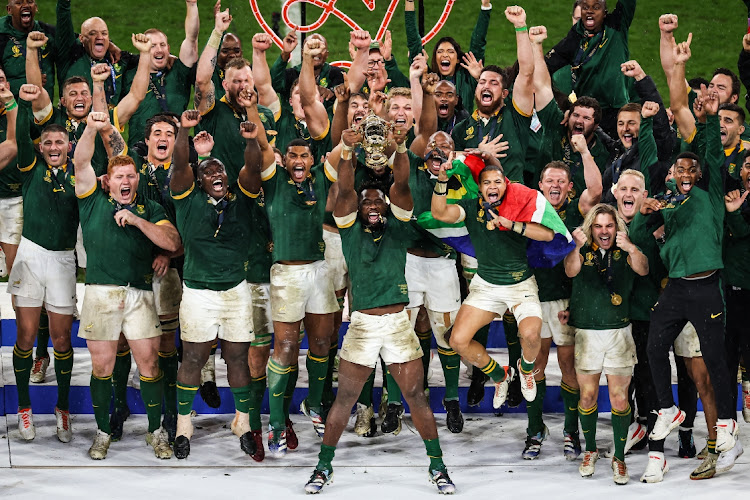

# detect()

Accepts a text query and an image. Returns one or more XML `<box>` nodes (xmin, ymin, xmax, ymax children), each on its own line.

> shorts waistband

<box><xmin>20</xmin><ymin>236</ymin><xmax>75</xmax><ymax>257</ymax></box>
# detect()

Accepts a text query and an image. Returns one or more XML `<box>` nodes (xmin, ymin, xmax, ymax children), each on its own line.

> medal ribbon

<box><xmin>571</xmin><ymin>29</ymin><xmax>605</xmax><ymax>88</ymax></box>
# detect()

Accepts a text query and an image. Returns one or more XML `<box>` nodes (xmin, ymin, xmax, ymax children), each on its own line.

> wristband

<box><xmin>207</xmin><ymin>29</ymin><xmax>223</xmax><ymax>50</ymax></box>
<box><xmin>515</xmin><ymin>26</ymin><xmax>528</xmax><ymax>32</ymax></box>
<box><xmin>433</xmin><ymin>182</ymin><xmax>447</xmax><ymax>195</ymax></box>
<box><xmin>511</xmin><ymin>221</ymin><xmax>525</xmax><ymax>234</ymax></box>
<box><xmin>341</xmin><ymin>149</ymin><xmax>353</xmax><ymax>161</ymax></box>
<box><xmin>396</xmin><ymin>142</ymin><xmax>407</xmax><ymax>154</ymax></box>
<box><xmin>198</xmin><ymin>155</ymin><xmax>210</xmax><ymax>161</ymax></box>
<box><xmin>4</xmin><ymin>100</ymin><xmax>17</xmax><ymax>112</ymax></box>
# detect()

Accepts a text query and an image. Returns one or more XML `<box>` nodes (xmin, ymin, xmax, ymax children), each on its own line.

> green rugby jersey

<box><xmin>627</xmin><ymin>212</ymin><xmax>665</xmax><ymax>322</ymax></box>
<box><xmin>246</xmin><ymin>189</ymin><xmax>273</xmax><ymax>284</ymax></box>
<box><xmin>16</xmin><ymin>103</ymin><xmax>78</xmax><ymax>250</ymax></box>
<box><xmin>455</xmin><ymin>196</ymin><xmax>531</xmax><ymax>285</ymax></box>
<box><xmin>0</xmin><ymin>15</ymin><xmax>56</xmax><ymax>97</ymax></box>
<box><xmin>123</xmin><ymin>59</ymin><xmax>195</xmax><ymax>148</ymax></box>
<box><xmin>78</xmin><ymin>187</ymin><xmax>168</xmax><ymax>290</ymax></box>
<box><xmin>533</xmin><ymin>198</ymin><xmax>583</xmax><ymax>302</ymax></box>
<box><xmin>0</xmin><ymin>110</ymin><xmax>21</xmax><ymax>198</ymax></box>
<box><xmin>724</xmin><ymin>209</ymin><xmax>750</xmax><ymax>289</ymax></box>
<box><xmin>336</xmin><ymin>208</ymin><xmax>415</xmax><ymax>311</ymax></box>
<box><xmin>451</xmin><ymin>101</ymin><xmax>532</xmax><ymax>183</ymax></box>
<box><xmin>274</xmin><ymin>106</ymin><xmax>332</xmax><ymax>164</ymax></box>
<box><xmin>133</xmin><ymin>154</ymin><xmax>175</xmax><ymax>223</ymax></box>
<box><xmin>171</xmin><ymin>181</ymin><xmax>254</xmax><ymax>291</ymax></box>
<box><xmin>569</xmin><ymin>244</ymin><xmax>636</xmax><ymax>330</ymax></box>
<box><xmin>262</xmin><ymin>162</ymin><xmax>336</xmax><ymax>263</ymax></box>
<box><xmin>196</xmin><ymin>97</ymin><xmax>276</xmax><ymax>183</ymax></box>
<box><xmin>534</xmin><ymin>100</ymin><xmax>610</xmax><ymax>195</ymax></box>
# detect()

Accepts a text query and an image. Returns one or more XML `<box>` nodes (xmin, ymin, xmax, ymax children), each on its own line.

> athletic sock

<box><xmin>438</xmin><ymin>346</ymin><xmax>460</xmax><ymax>401</ymax></box>
<box><xmin>158</xmin><ymin>349</ymin><xmax>178</xmax><ymax>417</ymax></box>
<box><xmin>424</xmin><ymin>438</ymin><xmax>447</xmax><ymax>472</ymax></box>
<box><xmin>322</xmin><ymin>343</ymin><xmax>338</xmax><ymax>407</ymax></box>
<box><xmin>90</xmin><ymin>374</ymin><xmax>113</xmax><ymax>433</ymax></box>
<box><xmin>520</xmin><ymin>354</ymin><xmax>535</xmax><ymax>374</ymax></box>
<box><xmin>140</xmin><ymin>371</ymin><xmax>164</xmax><ymax>433</ymax></box>
<box><xmin>578</xmin><ymin>404</ymin><xmax>598</xmax><ymax>452</ymax></box>
<box><xmin>317</xmin><ymin>443</ymin><xmax>336</xmax><ymax>471</ymax></box>
<box><xmin>526</xmin><ymin>377</ymin><xmax>546</xmax><ymax>436</ymax></box>
<box><xmin>611</xmin><ymin>404</ymin><xmax>632</xmax><ymax>461</ymax></box>
<box><xmin>176</xmin><ymin>382</ymin><xmax>199</xmax><ymax>416</ymax></box>
<box><xmin>231</xmin><ymin>384</ymin><xmax>252</xmax><ymax>413</ymax></box>
<box><xmin>416</xmin><ymin>328</ymin><xmax>433</xmax><ymax>390</ymax></box>
<box><xmin>306</xmin><ymin>352</ymin><xmax>329</xmax><ymax>411</ymax></box>
<box><xmin>35</xmin><ymin>309</ymin><xmax>49</xmax><ymax>359</ymax></box>
<box><xmin>708</xmin><ymin>439</ymin><xmax>717</xmax><ymax>454</ymax></box>
<box><xmin>503</xmin><ymin>312</ymin><xmax>521</xmax><ymax>370</ymax></box>
<box><xmin>560</xmin><ymin>382</ymin><xmax>580</xmax><ymax>435</ymax></box>
<box><xmin>53</xmin><ymin>349</ymin><xmax>74</xmax><ymax>411</ymax></box>
<box><xmin>267</xmin><ymin>359</ymin><xmax>291</xmax><ymax>429</ymax></box>
<box><xmin>112</xmin><ymin>349</ymin><xmax>132</xmax><ymax>410</ymax></box>
<box><xmin>479</xmin><ymin>357</ymin><xmax>507</xmax><ymax>384</ymax></box>
<box><xmin>248</xmin><ymin>375</ymin><xmax>267</xmax><ymax>430</ymax></box>
<box><xmin>13</xmin><ymin>344</ymin><xmax>33</xmax><ymax>408</ymax></box>
<box><xmin>284</xmin><ymin>364</ymin><xmax>299</xmax><ymax>418</ymax></box>
<box><xmin>357</xmin><ymin>371</ymin><xmax>375</xmax><ymax>407</ymax></box>
<box><xmin>386</xmin><ymin>368</ymin><xmax>403</xmax><ymax>405</ymax></box>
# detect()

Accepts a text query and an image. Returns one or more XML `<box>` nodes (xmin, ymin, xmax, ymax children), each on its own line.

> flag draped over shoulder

<box><xmin>416</xmin><ymin>156</ymin><xmax>575</xmax><ymax>267</ymax></box>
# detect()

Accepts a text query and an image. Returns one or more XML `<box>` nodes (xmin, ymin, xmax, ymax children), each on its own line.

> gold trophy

<box><xmin>357</xmin><ymin>112</ymin><xmax>393</xmax><ymax>170</ymax></box>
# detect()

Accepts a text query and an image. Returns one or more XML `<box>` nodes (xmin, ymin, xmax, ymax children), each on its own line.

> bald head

<box><xmin>80</xmin><ymin>17</ymin><xmax>110</xmax><ymax>60</ymax></box>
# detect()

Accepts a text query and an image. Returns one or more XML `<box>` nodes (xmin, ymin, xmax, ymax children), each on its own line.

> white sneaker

<box><xmin>640</xmin><ymin>452</ymin><xmax>668</xmax><ymax>483</ymax></box>
<box><xmin>55</xmin><ymin>407</ymin><xmax>72</xmax><ymax>443</ymax></box>
<box><xmin>717</xmin><ymin>438</ymin><xmax>743</xmax><ymax>473</ymax></box>
<box><xmin>624</xmin><ymin>421</ymin><xmax>646</xmax><ymax>454</ymax></box>
<box><xmin>611</xmin><ymin>457</ymin><xmax>629</xmax><ymax>485</ymax></box>
<box><xmin>89</xmin><ymin>430</ymin><xmax>111</xmax><ymax>460</ymax></box>
<box><xmin>29</xmin><ymin>356</ymin><xmax>50</xmax><ymax>383</ymax></box>
<box><xmin>649</xmin><ymin>406</ymin><xmax>685</xmax><ymax>440</ymax></box>
<box><xmin>715</xmin><ymin>418</ymin><xmax>739</xmax><ymax>452</ymax></box>
<box><xmin>516</xmin><ymin>359</ymin><xmax>538</xmax><ymax>402</ymax></box>
<box><xmin>146</xmin><ymin>427</ymin><xmax>173</xmax><ymax>459</ymax></box>
<box><xmin>742</xmin><ymin>381</ymin><xmax>750</xmax><ymax>424</ymax></box>
<box><xmin>492</xmin><ymin>366</ymin><xmax>513</xmax><ymax>409</ymax></box>
<box><xmin>579</xmin><ymin>450</ymin><xmax>599</xmax><ymax>477</ymax></box>
<box><xmin>18</xmin><ymin>408</ymin><xmax>35</xmax><ymax>441</ymax></box>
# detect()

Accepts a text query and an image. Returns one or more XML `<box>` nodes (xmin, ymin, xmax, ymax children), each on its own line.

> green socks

<box><xmin>140</xmin><ymin>371</ymin><xmax>164</xmax><ymax>433</ymax></box>
<box><xmin>53</xmin><ymin>349</ymin><xmax>74</xmax><ymax>411</ymax></box>
<box><xmin>357</xmin><ymin>371</ymin><xmax>375</xmax><ymax>406</ymax></box>
<box><xmin>112</xmin><ymin>349</ymin><xmax>132</xmax><ymax>410</ymax></box>
<box><xmin>611</xmin><ymin>405</ymin><xmax>632</xmax><ymax>461</ymax></box>
<box><xmin>306</xmin><ymin>352</ymin><xmax>329</xmax><ymax>411</ymax></box>
<box><xmin>267</xmin><ymin>359</ymin><xmax>291</xmax><ymax>429</ymax></box>
<box><xmin>13</xmin><ymin>344</ymin><xmax>33</xmax><ymax>408</ymax></box>
<box><xmin>503</xmin><ymin>313</ymin><xmax>521</xmax><ymax>370</ymax></box>
<box><xmin>177</xmin><ymin>382</ymin><xmax>199</xmax><ymax>416</ymax></box>
<box><xmin>248</xmin><ymin>375</ymin><xmax>267</xmax><ymax>430</ymax></box>
<box><xmin>424</xmin><ymin>438</ymin><xmax>446</xmax><ymax>471</ymax></box>
<box><xmin>35</xmin><ymin>310</ymin><xmax>49</xmax><ymax>359</ymax></box>
<box><xmin>560</xmin><ymin>382</ymin><xmax>580</xmax><ymax>435</ymax></box>
<box><xmin>231</xmin><ymin>384</ymin><xmax>252</xmax><ymax>413</ymax></box>
<box><xmin>317</xmin><ymin>443</ymin><xmax>336</xmax><ymax>471</ymax></box>
<box><xmin>417</xmin><ymin>328</ymin><xmax>433</xmax><ymax>390</ymax></box>
<box><xmin>90</xmin><ymin>374</ymin><xmax>113</xmax><ymax>433</ymax></box>
<box><xmin>526</xmin><ymin>378</ymin><xmax>546</xmax><ymax>437</ymax></box>
<box><xmin>579</xmin><ymin>404</ymin><xmax>598</xmax><ymax>453</ymax></box>
<box><xmin>708</xmin><ymin>438</ymin><xmax>717</xmax><ymax>454</ymax></box>
<box><xmin>283</xmin><ymin>364</ymin><xmax>299</xmax><ymax>418</ymax></box>
<box><xmin>158</xmin><ymin>349</ymin><xmax>178</xmax><ymax>417</ymax></box>
<box><xmin>479</xmin><ymin>357</ymin><xmax>507</xmax><ymax>384</ymax></box>
<box><xmin>386</xmin><ymin>368</ymin><xmax>403</xmax><ymax>405</ymax></box>
<box><xmin>438</xmin><ymin>346</ymin><xmax>460</xmax><ymax>401</ymax></box>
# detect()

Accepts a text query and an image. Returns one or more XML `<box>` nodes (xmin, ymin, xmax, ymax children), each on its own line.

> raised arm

<box><xmin>242</xmin><ymin>88</ymin><xmax>276</xmax><ymax>171</ymax></box>
<box><xmin>180</xmin><ymin>0</ymin><xmax>200</xmax><ymax>66</ymax></box>
<box><xmin>530</xmin><ymin>26</ymin><xmax>554</xmax><ymax>110</ymax></box>
<box><xmin>431</xmin><ymin>160</ymin><xmax>463</xmax><ymax>223</ymax></box>
<box><xmin>703</xmin><ymin>92</ymin><xmax>725</xmax><ymax>204</ymax></box>
<box><xmin>570</xmin><ymin>134</ymin><xmax>602</xmax><ymax>214</ymax></box>
<box><xmin>409</xmin><ymin>53</ymin><xmax>426</xmax><ymax>137</ymax></box>
<box><xmin>270</xmin><ymin>31</ymin><xmax>298</xmax><ymax>93</ymax></box>
<box><xmin>171</xmin><ymin>110</ymin><xmax>200</xmax><ymax>193</ymax></box>
<box><xmin>618</xmin><ymin>232</ymin><xmax>649</xmax><ymax>277</ymax></box>
<box><xmin>390</xmin><ymin>130</ymin><xmax>413</xmax><ymax>212</ymax></box>
<box><xmin>238</xmin><ymin>121</ymin><xmax>262</xmax><ymax>195</ymax></box>
<box><xmin>505</xmin><ymin>6</ymin><xmax>534</xmax><ymax>116</ymax></box>
<box><xmin>74</xmin><ymin>112</ymin><xmax>110</xmax><ymax>196</ymax></box>
<box><xmin>300</xmin><ymin>38</ymin><xmax>330</xmax><ymax>139</ymax></box>
<box><xmin>115</xmin><ymin>34</ymin><xmax>154</xmax><ymax>125</ymax></box>
<box><xmin>16</xmin><ymin>85</ymin><xmax>43</xmax><ymax>168</ymax></box>
<box><xmin>740</xmin><ymin>33</ymin><xmax>750</xmax><ymax>117</ymax></box>
<box><xmin>333</xmin><ymin>128</ymin><xmax>364</xmax><ymax>218</ymax></box>
<box><xmin>404</xmin><ymin>0</ymin><xmax>422</xmax><ymax>65</ymax></box>
<box><xmin>668</xmin><ymin>33</ymin><xmax>697</xmax><ymax>142</ymax></box>
<box><xmin>0</xmin><ymin>88</ymin><xmax>18</xmax><ymax>170</ymax></box>
<box><xmin>25</xmin><ymin>32</ymin><xmax>52</xmax><ymax>115</ymax></box>
<box><xmin>658</xmin><ymin>14</ymin><xmax>679</xmax><ymax>86</ymax></box>
<box><xmin>411</xmin><ymin>70</ymin><xmax>439</xmax><ymax>154</ymax></box>
<box><xmin>348</xmin><ymin>30</ymin><xmax>372</xmax><ymax>93</ymax></box>
<box><xmin>468</xmin><ymin>0</ymin><xmax>492</xmax><ymax>63</ymax></box>
<box><xmin>195</xmin><ymin>2</ymin><xmax>232</xmax><ymax>114</ymax></box>
<box><xmin>251</xmin><ymin>33</ymin><xmax>277</xmax><ymax>109</ymax></box>
<box><xmin>330</xmin><ymin>74</ymin><xmax>351</xmax><ymax>145</ymax></box>
<box><xmin>564</xmin><ymin>228</ymin><xmax>586</xmax><ymax>278</ymax></box>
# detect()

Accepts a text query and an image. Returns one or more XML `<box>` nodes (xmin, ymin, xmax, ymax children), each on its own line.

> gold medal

<box><xmin>568</xmin><ymin>91</ymin><xmax>577</xmax><ymax>103</ymax></box>
<box><xmin>486</xmin><ymin>220</ymin><xmax>495</xmax><ymax>230</ymax></box>
<box><xmin>611</xmin><ymin>293</ymin><xmax>622</xmax><ymax>306</ymax></box>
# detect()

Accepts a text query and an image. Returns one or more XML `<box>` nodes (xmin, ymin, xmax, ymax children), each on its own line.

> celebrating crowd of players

<box><xmin>2</xmin><ymin>0</ymin><xmax>749</xmax><ymax>494</ymax></box>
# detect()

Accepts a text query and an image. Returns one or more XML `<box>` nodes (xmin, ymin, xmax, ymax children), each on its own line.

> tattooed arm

<box><xmin>195</xmin><ymin>3</ymin><xmax>232</xmax><ymax>114</ymax></box>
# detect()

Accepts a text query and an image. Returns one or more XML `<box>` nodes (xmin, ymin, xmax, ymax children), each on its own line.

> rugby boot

<box><xmin>55</xmin><ymin>407</ymin><xmax>72</xmax><ymax>443</ymax></box>
<box><xmin>354</xmin><ymin>403</ymin><xmax>377</xmax><ymax>437</ymax></box>
<box><xmin>381</xmin><ymin>403</ymin><xmax>404</xmax><ymax>435</ymax></box>
<box><xmin>579</xmin><ymin>450</ymin><xmax>599</xmax><ymax>477</ymax></box>
<box><xmin>690</xmin><ymin>452</ymin><xmax>718</xmax><ymax>480</ymax></box>
<box><xmin>492</xmin><ymin>366</ymin><xmax>514</xmax><ymax>409</ymax></box>
<box><xmin>506</xmin><ymin>368</ymin><xmax>523</xmax><ymax>408</ymax></box>
<box><xmin>88</xmin><ymin>430</ymin><xmax>111</xmax><ymax>460</ymax></box>
<box><xmin>430</xmin><ymin>468</ymin><xmax>456</xmax><ymax>494</ymax></box>
<box><xmin>18</xmin><ymin>407</ymin><xmax>35</xmax><ymax>441</ymax></box>
<box><xmin>249</xmin><ymin>430</ymin><xmax>265</xmax><ymax>462</ymax></box>
<box><xmin>162</xmin><ymin>412</ymin><xmax>177</xmax><ymax>444</ymax></box>
<box><xmin>443</xmin><ymin>399</ymin><xmax>464</xmax><ymax>433</ymax></box>
<box><xmin>304</xmin><ymin>469</ymin><xmax>333</xmax><ymax>494</ymax></box>
<box><xmin>286</xmin><ymin>419</ymin><xmax>299</xmax><ymax>450</ymax></box>
<box><xmin>611</xmin><ymin>457</ymin><xmax>630</xmax><ymax>485</ymax></box>
<box><xmin>199</xmin><ymin>356</ymin><xmax>221</xmax><ymax>408</ymax></box>
<box><xmin>146</xmin><ymin>427</ymin><xmax>173</xmax><ymax>459</ymax></box>
<box><xmin>301</xmin><ymin>399</ymin><xmax>326</xmax><ymax>439</ymax></box>
<box><xmin>109</xmin><ymin>406</ymin><xmax>131</xmax><ymax>442</ymax></box>
<box><xmin>563</xmin><ymin>431</ymin><xmax>582</xmax><ymax>461</ymax></box>
<box><xmin>522</xmin><ymin>425</ymin><xmax>549</xmax><ymax>460</ymax></box>
<box><xmin>467</xmin><ymin>367</ymin><xmax>488</xmax><ymax>407</ymax></box>
<box><xmin>30</xmin><ymin>356</ymin><xmax>50</xmax><ymax>383</ymax></box>
<box><xmin>268</xmin><ymin>424</ymin><xmax>287</xmax><ymax>457</ymax></box>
